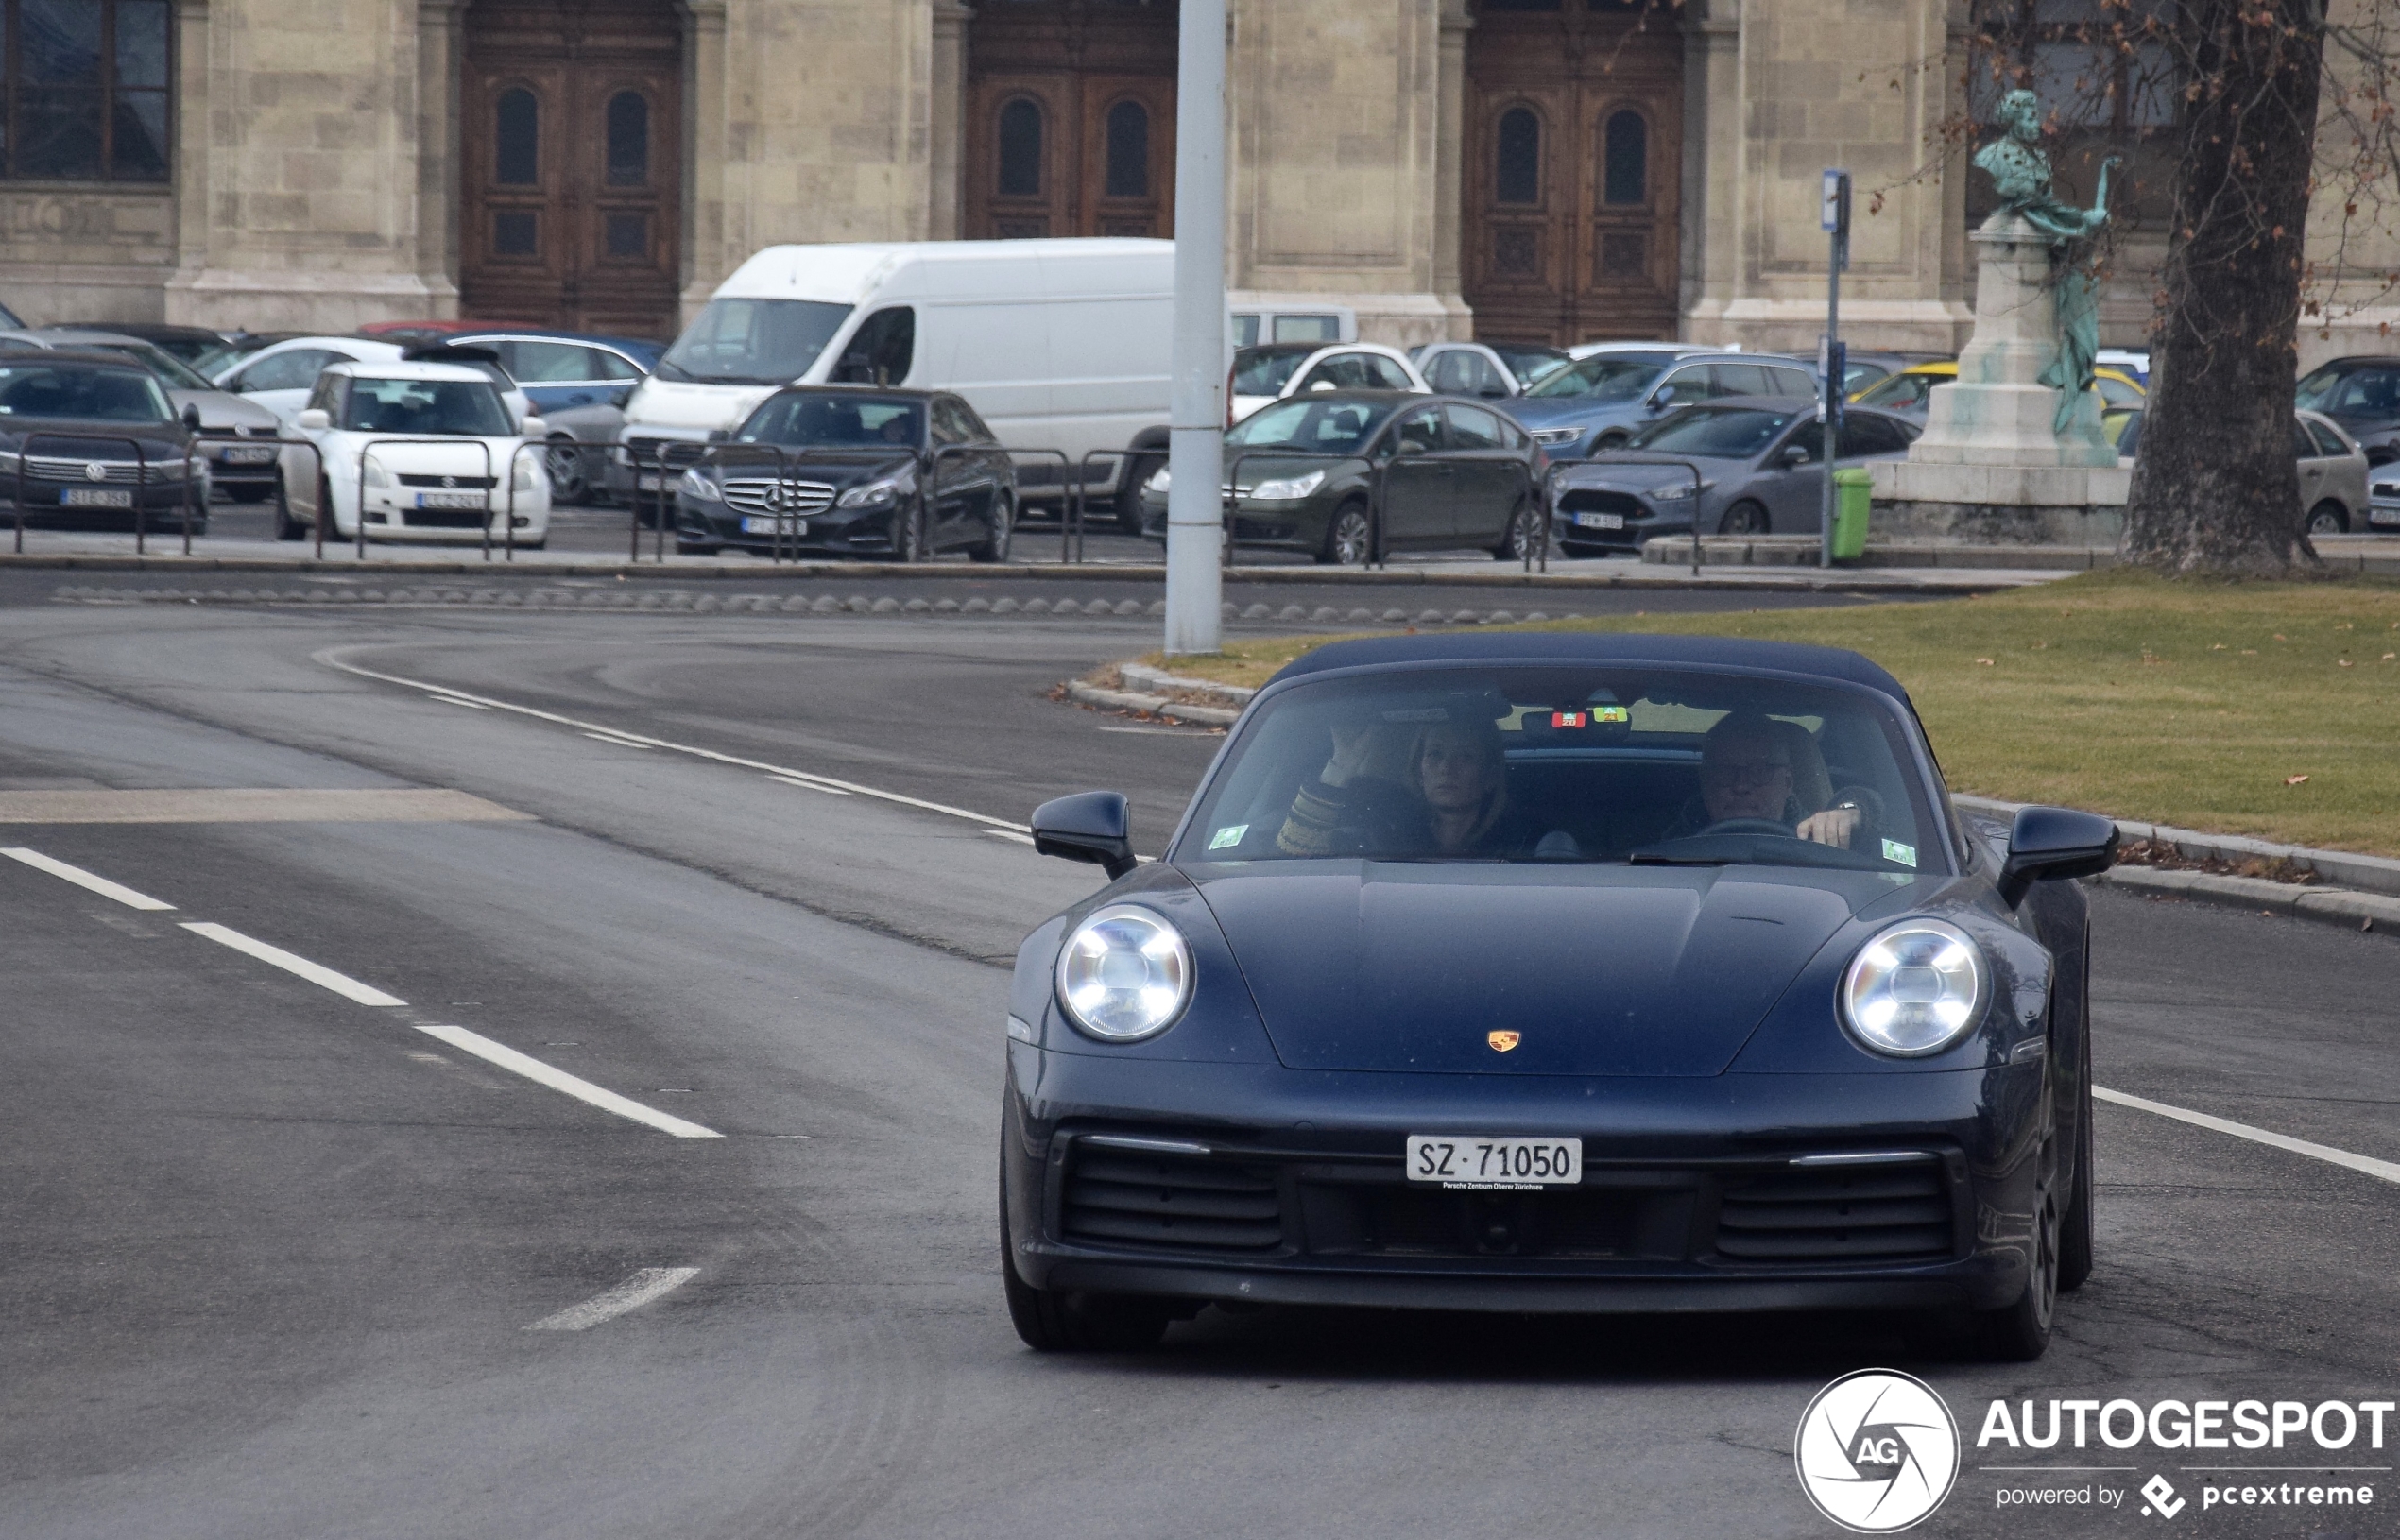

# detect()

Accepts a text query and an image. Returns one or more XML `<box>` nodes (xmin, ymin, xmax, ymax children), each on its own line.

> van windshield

<box><xmin>656</xmin><ymin>299</ymin><xmax>854</xmax><ymax>386</ymax></box>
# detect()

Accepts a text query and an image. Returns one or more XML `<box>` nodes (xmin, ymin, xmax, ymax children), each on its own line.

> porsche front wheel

<box><xmin>1978</xmin><ymin>1186</ymin><xmax>2059</xmax><ymax>1361</ymax></box>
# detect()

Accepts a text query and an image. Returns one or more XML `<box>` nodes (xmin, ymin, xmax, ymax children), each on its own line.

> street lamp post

<box><xmin>1162</xmin><ymin>0</ymin><xmax>1226</xmax><ymax>657</ymax></box>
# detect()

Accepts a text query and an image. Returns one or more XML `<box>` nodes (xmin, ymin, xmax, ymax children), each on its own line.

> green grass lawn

<box><xmin>1138</xmin><ymin>569</ymin><xmax>2400</xmax><ymax>857</ymax></box>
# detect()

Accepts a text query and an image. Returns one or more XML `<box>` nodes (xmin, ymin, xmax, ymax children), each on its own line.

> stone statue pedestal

<box><xmin>1870</xmin><ymin>214</ymin><xmax>2129</xmax><ymax>543</ymax></box>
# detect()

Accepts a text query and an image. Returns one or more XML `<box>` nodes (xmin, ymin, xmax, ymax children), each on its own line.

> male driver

<box><xmin>1695</xmin><ymin>712</ymin><xmax>1864</xmax><ymax>849</ymax></box>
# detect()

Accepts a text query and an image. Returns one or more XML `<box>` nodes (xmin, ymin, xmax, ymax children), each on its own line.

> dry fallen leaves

<box><xmin>2285</xmin><ymin>775</ymin><xmax>2311</xmax><ymax>786</ymax></box>
<box><xmin>1974</xmin><ymin>657</ymin><xmax>1996</xmax><ymax>666</ymax></box>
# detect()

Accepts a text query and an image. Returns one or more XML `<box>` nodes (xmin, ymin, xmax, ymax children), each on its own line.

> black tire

<box><xmin>969</xmin><ymin>495</ymin><xmax>1014</xmax><ymax>563</ymax></box>
<box><xmin>317</xmin><ymin>475</ymin><xmax>338</xmax><ymax>542</ymax></box>
<box><xmin>2058</xmin><ymin>937</ymin><xmax>2096</xmax><ymax>1292</ymax></box>
<box><xmin>272</xmin><ymin>475</ymin><xmax>305</xmax><ymax>541</ymax></box>
<box><xmin>1489</xmin><ymin>499</ymin><xmax>1540</xmax><ymax>561</ymax></box>
<box><xmin>1977</xmin><ymin>1181</ymin><xmax>2059</xmax><ymax>1361</ymax></box>
<box><xmin>1593</xmin><ymin>432</ymin><xmax>1629</xmax><ymax>453</ymax></box>
<box><xmin>544</xmin><ymin>437</ymin><xmax>590</xmax><ymax>505</ymax></box>
<box><xmin>1317</xmin><ymin>500</ymin><xmax>1373</xmax><ymax>566</ymax></box>
<box><xmin>1120</xmin><ymin>453</ymin><xmax>1165</xmax><ymax>535</ymax></box>
<box><xmin>1000</xmin><ymin>1172</ymin><xmax>1172</xmax><ymax>1352</ymax></box>
<box><xmin>1720</xmin><ymin>500</ymin><xmax>1770</xmax><ymax>536</ymax></box>
<box><xmin>2306</xmin><ymin>500</ymin><xmax>2347</xmax><ymax>537</ymax></box>
<box><xmin>894</xmin><ymin>501</ymin><xmax>928</xmax><ymax>563</ymax></box>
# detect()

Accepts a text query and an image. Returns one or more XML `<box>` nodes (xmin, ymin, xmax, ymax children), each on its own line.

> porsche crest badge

<box><xmin>1486</xmin><ymin>1031</ymin><xmax>1521</xmax><ymax>1052</ymax></box>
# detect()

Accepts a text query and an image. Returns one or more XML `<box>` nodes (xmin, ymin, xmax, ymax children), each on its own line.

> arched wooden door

<box><xmin>1464</xmin><ymin>1</ymin><xmax>1682</xmax><ymax>346</ymax></box>
<box><xmin>459</xmin><ymin>0</ymin><xmax>682</xmax><ymax>337</ymax></box>
<box><xmin>966</xmin><ymin>1</ymin><xmax>1176</xmax><ymax>239</ymax></box>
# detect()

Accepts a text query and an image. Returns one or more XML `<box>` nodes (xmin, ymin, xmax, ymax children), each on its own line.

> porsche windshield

<box><xmin>1179</xmin><ymin>666</ymin><xmax>1942</xmax><ymax>872</ymax></box>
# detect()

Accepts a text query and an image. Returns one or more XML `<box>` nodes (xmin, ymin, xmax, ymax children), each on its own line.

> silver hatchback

<box><xmin>2116</xmin><ymin>408</ymin><xmax>2369</xmax><ymax>536</ymax></box>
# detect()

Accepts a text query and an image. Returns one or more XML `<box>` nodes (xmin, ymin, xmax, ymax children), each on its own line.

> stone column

<box><xmin>682</xmin><ymin>1</ymin><xmax>729</xmax><ymax>323</ymax></box>
<box><xmin>414</xmin><ymin>0</ymin><xmax>465</xmax><ymax>319</ymax></box>
<box><xmin>929</xmin><ymin>2</ymin><xmax>972</xmax><ymax>242</ymax></box>
<box><xmin>167</xmin><ymin>0</ymin><xmax>212</xmax><ymax>303</ymax></box>
<box><xmin>1431</xmin><ymin>0</ymin><xmax>1469</xmax><ymax>337</ymax></box>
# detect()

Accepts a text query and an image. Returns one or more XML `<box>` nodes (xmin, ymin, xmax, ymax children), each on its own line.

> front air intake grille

<box><xmin>1713</xmin><ymin>1164</ymin><xmax>1952</xmax><ymax>1263</ymax></box>
<box><xmin>398</xmin><ymin>473</ymin><xmax>497</xmax><ymax>489</ymax></box>
<box><xmin>1062</xmin><ymin>1147</ymin><xmax>1283</xmax><ymax>1253</ymax></box>
<box><xmin>721</xmin><ymin>478</ymin><xmax>837</xmax><ymax>517</ymax></box>
<box><xmin>1556</xmin><ymin>488</ymin><xmax>1646</xmax><ymax>518</ymax></box>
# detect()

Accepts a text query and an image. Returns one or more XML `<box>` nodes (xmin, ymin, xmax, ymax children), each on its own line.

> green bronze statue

<box><xmin>1974</xmin><ymin>88</ymin><xmax>2122</xmax><ymax>436</ymax></box>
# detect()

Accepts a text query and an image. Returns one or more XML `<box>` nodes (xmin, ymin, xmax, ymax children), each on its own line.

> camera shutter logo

<box><xmin>1794</xmin><ymin>1368</ymin><xmax>1960</xmax><ymax>1532</ymax></box>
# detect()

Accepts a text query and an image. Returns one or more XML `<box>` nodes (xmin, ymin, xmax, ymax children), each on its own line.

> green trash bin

<box><xmin>1828</xmin><ymin>467</ymin><xmax>1874</xmax><ymax>562</ymax></box>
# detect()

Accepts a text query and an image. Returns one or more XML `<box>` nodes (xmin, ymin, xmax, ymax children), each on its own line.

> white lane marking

<box><xmin>769</xmin><ymin>775</ymin><xmax>851</xmax><ymax>795</ymax></box>
<box><xmin>320</xmin><ymin>652</ymin><xmax>1034</xmax><ymax>832</ymax></box>
<box><xmin>2097</xmin><ymin>1085</ymin><xmax>2400</xmax><ymax>1187</ymax></box>
<box><xmin>427</xmin><ymin>694</ymin><xmax>492</xmax><ymax>710</ymax></box>
<box><xmin>180</xmin><ymin>921</ymin><xmax>408</xmax><ymax>1006</ymax></box>
<box><xmin>982</xmin><ymin>829</ymin><xmax>1037</xmax><ymax>846</ymax></box>
<box><xmin>524</xmin><ymin>1267</ymin><xmax>701</xmax><ymax>1331</ymax></box>
<box><xmin>1</xmin><ymin>847</ymin><xmax>177</xmax><ymax>910</ymax></box>
<box><xmin>580</xmin><ymin>731</ymin><xmax>652</xmax><ymax>749</ymax></box>
<box><xmin>413</xmin><ymin>1021</ymin><xmax>723</xmax><ymax>1138</ymax></box>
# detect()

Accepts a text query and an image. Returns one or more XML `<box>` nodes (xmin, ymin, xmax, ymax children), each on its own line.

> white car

<box><xmin>275</xmin><ymin>361</ymin><xmax>550</xmax><ymax>546</ymax></box>
<box><xmin>213</xmin><ymin>335</ymin><xmax>406</xmax><ymax>427</ymax></box>
<box><xmin>1227</xmin><ymin>341</ymin><xmax>1428</xmax><ymax>423</ymax></box>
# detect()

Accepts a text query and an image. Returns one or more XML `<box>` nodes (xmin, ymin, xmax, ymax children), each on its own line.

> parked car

<box><xmin>189</xmin><ymin>331</ymin><xmax>306</xmax><ymax>379</ymax></box>
<box><xmin>439</xmin><ymin>329</ymin><xmax>660</xmax><ymax>505</ymax></box>
<box><xmin>1550</xmin><ymin>399</ymin><xmax>1920</xmax><ymax>555</ymax></box>
<box><xmin>1565</xmin><ymin>338</ymin><xmax>1706</xmax><ymax>360</ymax></box>
<box><xmin>2294</xmin><ymin>356</ymin><xmax>2400</xmax><ymax>467</ymax></box>
<box><xmin>355</xmin><ymin>318</ymin><xmax>544</xmax><ymax>345</ymax></box>
<box><xmin>0</xmin><ymin>351</ymin><xmax>206</xmax><ymax>533</ymax></box>
<box><xmin>2371</xmin><ymin>463</ymin><xmax>2400</xmax><ymax>531</ymax></box>
<box><xmin>1797</xmin><ymin>350</ymin><xmax>1945</xmax><ymax>398</ymax></box>
<box><xmin>275</xmin><ymin>361</ymin><xmax>549</xmax><ymax>545</ymax></box>
<box><xmin>670</xmin><ymin>385</ymin><xmax>1014</xmax><ymax>561</ymax></box>
<box><xmin>214</xmin><ymin>335</ymin><xmax>409</xmax><ymax>426</ymax></box>
<box><xmin>1231</xmin><ymin>302</ymin><xmax>1355</xmax><ymax>348</ymax></box>
<box><xmin>619</xmin><ymin>239</ymin><xmax>1175</xmax><ymax>519</ymax></box>
<box><xmin>1503</xmin><ymin>350</ymin><xmax>1819</xmax><ymax>460</ymax></box>
<box><xmin>1006</xmin><ymin>632</ymin><xmax>2112</xmax><ymax>1359</ymax></box>
<box><xmin>1226</xmin><ymin>342</ymin><xmax>1429</xmax><ymax>424</ymax></box>
<box><xmin>1855</xmin><ymin>360</ymin><xmax>2145</xmax><ymax>443</ymax></box>
<box><xmin>73</xmin><ymin>322</ymin><xmax>242</xmax><ymax>369</ymax></box>
<box><xmin>2114</xmin><ymin>408</ymin><xmax>2369</xmax><ymax>536</ymax></box>
<box><xmin>1140</xmin><ymin>390</ymin><xmax>1543</xmax><ymax>565</ymax></box>
<box><xmin>1411</xmin><ymin>341</ymin><xmax>1571</xmax><ymax>400</ymax></box>
<box><xmin>0</xmin><ymin>328</ymin><xmax>286</xmax><ymax>502</ymax></box>
<box><xmin>2095</xmin><ymin>347</ymin><xmax>2151</xmax><ymax>385</ymax></box>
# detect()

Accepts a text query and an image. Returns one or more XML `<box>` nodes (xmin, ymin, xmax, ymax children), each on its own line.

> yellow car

<box><xmin>1854</xmin><ymin>360</ymin><xmax>2146</xmax><ymax>443</ymax></box>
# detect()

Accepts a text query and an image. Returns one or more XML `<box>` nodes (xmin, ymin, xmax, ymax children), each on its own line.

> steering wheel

<box><xmin>1695</xmin><ymin>817</ymin><xmax>1796</xmax><ymax>838</ymax></box>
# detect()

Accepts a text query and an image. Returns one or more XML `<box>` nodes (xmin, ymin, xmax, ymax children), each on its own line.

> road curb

<box><xmin>1064</xmin><ymin>678</ymin><xmax>1239</xmax><ymax>727</ymax></box>
<box><xmin>1954</xmin><ymin>793</ymin><xmax>2400</xmax><ymax>899</ymax></box>
<box><xmin>2097</xmin><ymin>864</ymin><xmax>2400</xmax><ymax>933</ymax></box>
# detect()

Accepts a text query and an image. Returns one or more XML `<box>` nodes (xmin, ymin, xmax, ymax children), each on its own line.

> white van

<box><xmin>612</xmin><ymin>239</ymin><xmax>1174</xmax><ymax>512</ymax></box>
<box><xmin>1229</xmin><ymin>299</ymin><xmax>1358</xmax><ymax>349</ymax></box>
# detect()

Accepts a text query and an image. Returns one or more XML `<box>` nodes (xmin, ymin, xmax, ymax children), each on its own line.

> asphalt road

<box><xmin>1</xmin><ymin>576</ymin><xmax>2394</xmax><ymax>1539</ymax></box>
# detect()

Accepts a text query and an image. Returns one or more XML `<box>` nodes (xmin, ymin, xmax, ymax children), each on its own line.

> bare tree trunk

<box><xmin>2122</xmin><ymin>0</ymin><xmax>2326</xmax><ymax>576</ymax></box>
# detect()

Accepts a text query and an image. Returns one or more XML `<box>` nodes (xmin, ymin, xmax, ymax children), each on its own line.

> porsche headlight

<box><xmin>1840</xmin><ymin>918</ymin><xmax>1987</xmax><ymax>1057</ymax></box>
<box><xmin>1054</xmin><ymin>904</ymin><xmax>1192</xmax><ymax>1042</ymax></box>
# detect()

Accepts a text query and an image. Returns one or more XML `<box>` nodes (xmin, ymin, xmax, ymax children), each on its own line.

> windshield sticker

<box><xmin>1881</xmin><ymin>839</ymin><xmax>1919</xmax><ymax>868</ymax></box>
<box><xmin>1595</xmin><ymin>705</ymin><xmax>1630</xmax><ymax>723</ymax></box>
<box><xmin>1208</xmin><ymin>824</ymin><xmax>1249</xmax><ymax>850</ymax></box>
<box><xmin>1551</xmin><ymin>710</ymin><xmax>1587</xmax><ymax>728</ymax></box>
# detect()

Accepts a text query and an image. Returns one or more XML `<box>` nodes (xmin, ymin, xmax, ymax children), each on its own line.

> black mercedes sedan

<box><xmin>1137</xmin><ymin>390</ymin><xmax>1546</xmax><ymax>564</ymax></box>
<box><xmin>0</xmin><ymin>351</ymin><xmax>207</xmax><ymax>533</ymax></box>
<box><xmin>1004</xmin><ymin>633</ymin><xmax>2114</xmax><ymax>1360</ymax></box>
<box><xmin>672</xmin><ymin>386</ymin><xmax>1015</xmax><ymax>560</ymax></box>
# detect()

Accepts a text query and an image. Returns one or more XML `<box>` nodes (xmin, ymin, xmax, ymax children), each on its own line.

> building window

<box><xmin>1104</xmin><ymin>99</ymin><xmax>1147</xmax><ymax>199</ymax></box>
<box><xmin>1603</xmin><ymin>110</ymin><xmax>1646</xmax><ymax>205</ymax></box>
<box><xmin>495</xmin><ymin>86</ymin><xmax>539</xmax><ymax>186</ymax></box>
<box><xmin>1495</xmin><ymin>107</ymin><xmax>1540</xmax><ymax>205</ymax></box>
<box><xmin>605</xmin><ymin>90</ymin><xmax>648</xmax><ymax>187</ymax></box>
<box><xmin>997</xmin><ymin>97</ymin><xmax>1042</xmax><ymax>197</ymax></box>
<box><xmin>4</xmin><ymin>0</ymin><xmax>171</xmax><ymax>181</ymax></box>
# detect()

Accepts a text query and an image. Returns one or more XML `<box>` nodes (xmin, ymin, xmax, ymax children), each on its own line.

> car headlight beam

<box><xmin>1839</xmin><ymin>918</ymin><xmax>1988</xmax><ymax>1057</ymax></box>
<box><xmin>1054</xmin><ymin>903</ymin><xmax>1193</xmax><ymax>1042</ymax></box>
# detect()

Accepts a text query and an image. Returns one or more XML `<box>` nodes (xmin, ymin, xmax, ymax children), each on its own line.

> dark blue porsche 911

<box><xmin>1003</xmin><ymin>633</ymin><xmax>2117</xmax><ymax>1360</ymax></box>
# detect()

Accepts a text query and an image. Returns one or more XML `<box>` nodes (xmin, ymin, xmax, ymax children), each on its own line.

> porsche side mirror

<box><xmin>1032</xmin><ymin>791</ymin><xmax>1138</xmax><ymax>880</ymax></box>
<box><xmin>1997</xmin><ymin>805</ymin><xmax>2118</xmax><ymax>907</ymax></box>
<box><xmin>180</xmin><ymin>403</ymin><xmax>203</xmax><ymax>431</ymax></box>
<box><xmin>295</xmin><ymin>408</ymin><xmax>330</xmax><ymax>431</ymax></box>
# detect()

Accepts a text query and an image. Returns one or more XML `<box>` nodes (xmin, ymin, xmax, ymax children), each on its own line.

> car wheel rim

<box><xmin>1334</xmin><ymin>511</ymin><xmax>1369</xmax><ymax>564</ymax></box>
<box><xmin>545</xmin><ymin>446</ymin><xmax>583</xmax><ymax>496</ymax></box>
<box><xmin>2309</xmin><ymin>512</ymin><xmax>2340</xmax><ymax>535</ymax></box>
<box><xmin>1509</xmin><ymin>508</ymin><xmax>1533</xmax><ymax>559</ymax></box>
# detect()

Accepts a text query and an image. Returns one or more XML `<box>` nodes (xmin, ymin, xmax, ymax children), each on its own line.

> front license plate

<box><xmin>60</xmin><ymin>488</ymin><xmax>133</xmax><ymax>507</ymax></box>
<box><xmin>741</xmin><ymin>515</ymin><xmax>805</xmax><ymax>536</ymax></box>
<box><xmin>220</xmin><ymin>445</ymin><xmax>277</xmax><ymax>465</ymax></box>
<box><xmin>1406</xmin><ymin>1135</ymin><xmax>1582</xmax><ymax>1190</ymax></box>
<box><xmin>637</xmin><ymin>473</ymin><xmax>662</xmax><ymax>491</ymax></box>
<box><xmin>2371</xmin><ymin>506</ymin><xmax>2400</xmax><ymax>527</ymax></box>
<box><xmin>416</xmin><ymin>491</ymin><xmax>486</xmax><ymax>510</ymax></box>
<box><xmin>1574</xmin><ymin>511</ymin><xmax>1624</xmax><ymax>530</ymax></box>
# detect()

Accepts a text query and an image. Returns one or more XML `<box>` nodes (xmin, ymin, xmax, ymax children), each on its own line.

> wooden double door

<box><xmin>1463</xmin><ymin>2</ymin><xmax>1683</xmax><ymax>346</ymax></box>
<box><xmin>459</xmin><ymin>0</ymin><xmax>682</xmax><ymax>338</ymax></box>
<box><xmin>966</xmin><ymin>1</ymin><xmax>1177</xmax><ymax>240</ymax></box>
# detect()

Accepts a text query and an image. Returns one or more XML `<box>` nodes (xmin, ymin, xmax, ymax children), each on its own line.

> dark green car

<box><xmin>1137</xmin><ymin>389</ymin><xmax>1545</xmax><ymax>564</ymax></box>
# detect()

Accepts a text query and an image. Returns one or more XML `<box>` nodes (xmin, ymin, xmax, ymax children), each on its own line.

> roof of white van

<box><xmin>716</xmin><ymin>239</ymin><xmax>1174</xmax><ymax>305</ymax></box>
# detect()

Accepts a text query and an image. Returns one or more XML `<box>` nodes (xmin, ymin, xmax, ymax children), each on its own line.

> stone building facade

<box><xmin>7</xmin><ymin>0</ymin><xmax>2391</xmax><ymax>365</ymax></box>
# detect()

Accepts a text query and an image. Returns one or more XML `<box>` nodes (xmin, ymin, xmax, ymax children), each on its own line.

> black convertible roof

<box><xmin>1267</xmin><ymin>631</ymin><xmax>1910</xmax><ymax>698</ymax></box>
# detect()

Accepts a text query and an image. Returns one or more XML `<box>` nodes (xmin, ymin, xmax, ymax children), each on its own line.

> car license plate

<box><xmin>416</xmin><ymin>491</ymin><xmax>486</xmax><ymax>510</ymax></box>
<box><xmin>741</xmin><ymin>515</ymin><xmax>804</xmax><ymax>536</ymax></box>
<box><xmin>2372</xmin><ymin>505</ymin><xmax>2400</xmax><ymax>527</ymax></box>
<box><xmin>1406</xmin><ymin>1135</ymin><xmax>1582</xmax><ymax>1189</ymax></box>
<box><xmin>637</xmin><ymin>473</ymin><xmax>663</xmax><ymax>491</ymax></box>
<box><xmin>60</xmin><ymin>488</ymin><xmax>133</xmax><ymax>508</ymax></box>
<box><xmin>1574</xmin><ymin>511</ymin><xmax>1624</xmax><ymax>530</ymax></box>
<box><xmin>220</xmin><ymin>445</ymin><xmax>277</xmax><ymax>465</ymax></box>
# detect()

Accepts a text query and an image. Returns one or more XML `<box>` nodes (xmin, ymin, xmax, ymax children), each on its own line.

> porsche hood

<box><xmin>1194</xmin><ymin>864</ymin><xmax>1897</xmax><ymax>1076</ymax></box>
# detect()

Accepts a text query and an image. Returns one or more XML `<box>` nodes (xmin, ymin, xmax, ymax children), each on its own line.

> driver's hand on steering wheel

<box><xmin>1794</xmin><ymin>804</ymin><xmax>1860</xmax><ymax>849</ymax></box>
